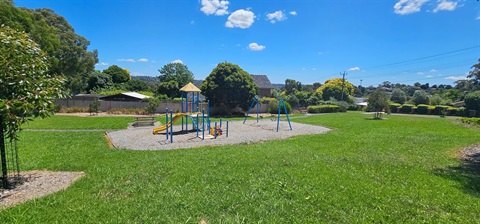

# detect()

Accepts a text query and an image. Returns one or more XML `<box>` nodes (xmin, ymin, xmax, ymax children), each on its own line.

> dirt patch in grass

<box><xmin>0</xmin><ymin>170</ymin><xmax>85</xmax><ymax>210</ymax></box>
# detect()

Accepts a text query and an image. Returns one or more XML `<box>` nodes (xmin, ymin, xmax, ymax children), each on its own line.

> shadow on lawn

<box><xmin>433</xmin><ymin>145</ymin><xmax>480</xmax><ymax>197</ymax></box>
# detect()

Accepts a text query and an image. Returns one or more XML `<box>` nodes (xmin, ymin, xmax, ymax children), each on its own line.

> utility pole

<box><xmin>340</xmin><ymin>71</ymin><xmax>347</xmax><ymax>101</ymax></box>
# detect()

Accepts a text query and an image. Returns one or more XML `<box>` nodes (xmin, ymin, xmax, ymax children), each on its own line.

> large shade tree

<box><xmin>157</xmin><ymin>62</ymin><xmax>194</xmax><ymax>98</ymax></box>
<box><xmin>201</xmin><ymin>62</ymin><xmax>257</xmax><ymax>114</ymax></box>
<box><xmin>0</xmin><ymin>26</ymin><xmax>66</xmax><ymax>188</ymax></box>
<box><xmin>315</xmin><ymin>78</ymin><xmax>354</xmax><ymax>102</ymax></box>
<box><xmin>467</xmin><ymin>58</ymin><xmax>480</xmax><ymax>90</ymax></box>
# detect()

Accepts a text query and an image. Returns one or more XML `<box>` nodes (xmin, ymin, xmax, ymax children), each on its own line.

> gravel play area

<box><xmin>106</xmin><ymin>119</ymin><xmax>331</xmax><ymax>150</ymax></box>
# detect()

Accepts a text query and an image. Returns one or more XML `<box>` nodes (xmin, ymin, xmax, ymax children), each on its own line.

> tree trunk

<box><xmin>0</xmin><ymin>116</ymin><xmax>8</xmax><ymax>188</ymax></box>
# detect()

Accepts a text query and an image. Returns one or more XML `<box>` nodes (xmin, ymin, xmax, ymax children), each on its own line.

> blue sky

<box><xmin>14</xmin><ymin>0</ymin><xmax>480</xmax><ymax>87</ymax></box>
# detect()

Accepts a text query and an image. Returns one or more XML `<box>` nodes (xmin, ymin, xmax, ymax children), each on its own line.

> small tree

<box><xmin>0</xmin><ymin>26</ymin><xmax>66</xmax><ymax>188</ymax></box>
<box><xmin>88</xmin><ymin>99</ymin><xmax>100</xmax><ymax>115</ymax></box>
<box><xmin>464</xmin><ymin>90</ymin><xmax>480</xmax><ymax>112</ymax></box>
<box><xmin>367</xmin><ymin>89</ymin><xmax>389</xmax><ymax>119</ymax></box>
<box><xmin>145</xmin><ymin>98</ymin><xmax>161</xmax><ymax>115</ymax></box>
<box><xmin>411</xmin><ymin>90</ymin><xmax>429</xmax><ymax>105</ymax></box>
<box><xmin>157</xmin><ymin>62</ymin><xmax>194</xmax><ymax>98</ymax></box>
<box><xmin>201</xmin><ymin>62</ymin><xmax>257</xmax><ymax>115</ymax></box>
<box><xmin>390</xmin><ymin>88</ymin><xmax>407</xmax><ymax>104</ymax></box>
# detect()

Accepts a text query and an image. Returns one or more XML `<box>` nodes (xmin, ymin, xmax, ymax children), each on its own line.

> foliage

<box><xmin>145</xmin><ymin>98</ymin><xmax>160</xmax><ymax>115</ymax></box>
<box><xmin>157</xmin><ymin>62</ymin><xmax>194</xmax><ymax>98</ymax></box>
<box><xmin>284</xmin><ymin>79</ymin><xmax>302</xmax><ymax>95</ymax></box>
<box><xmin>460</xmin><ymin>117</ymin><xmax>480</xmax><ymax>126</ymax></box>
<box><xmin>467</xmin><ymin>58</ymin><xmax>480</xmax><ymax>88</ymax></box>
<box><xmin>307</xmin><ymin>105</ymin><xmax>340</xmax><ymax>113</ymax></box>
<box><xmin>267</xmin><ymin>100</ymin><xmax>291</xmax><ymax>114</ymax></box>
<box><xmin>415</xmin><ymin>104</ymin><xmax>430</xmax><ymax>114</ymax></box>
<box><xmin>464</xmin><ymin>90</ymin><xmax>480</xmax><ymax>111</ymax></box>
<box><xmin>411</xmin><ymin>90</ymin><xmax>429</xmax><ymax>105</ymax></box>
<box><xmin>315</xmin><ymin>78</ymin><xmax>354</xmax><ymax>101</ymax></box>
<box><xmin>429</xmin><ymin>94</ymin><xmax>444</xmax><ymax>106</ymax></box>
<box><xmin>126</xmin><ymin>79</ymin><xmax>150</xmax><ymax>92</ymax></box>
<box><xmin>103</xmin><ymin>65</ymin><xmax>130</xmax><ymax>84</ymax></box>
<box><xmin>107</xmin><ymin>108</ymin><xmax>148</xmax><ymax>115</ymax></box>
<box><xmin>367</xmin><ymin>89</ymin><xmax>390</xmax><ymax>119</ymax></box>
<box><xmin>389</xmin><ymin>103</ymin><xmax>401</xmax><ymax>113</ymax></box>
<box><xmin>86</xmin><ymin>70</ymin><xmax>112</xmax><ymax>93</ymax></box>
<box><xmin>201</xmin><ymin>62</ymin><xmax>257</xmax><ymax>113</ymax></box>
<box><xmin>286</xmin><ymin>95</ymin><xmax>299</xmax><ymax>109</ymax></box>
<box><xmin>390</xmin><ymin>88</ymin><xmax>407</xmax><ymax>104</ymax></box>
<box><xmin>57</xmin><ymin>106</ymin><xmax>89</xmax><ymax>113</ymax></box>
<box><xmin>88</xmin><ymin>99</ymin><xmax>100</xmax><ymax>115</ymax></box>
<box><xmin>0</xmin><ymin>25</ymin><xmax>66</xmax><ymax>140</ymax></box>
<box><xmin>0</xmin><ymin>4</ymin><xmax>98</xmax><ymax>93</ymax></box>
<box><xmin>400</xmin><ymin>104</ymin><xmax>414</xmax><ymax>113</ymax></box>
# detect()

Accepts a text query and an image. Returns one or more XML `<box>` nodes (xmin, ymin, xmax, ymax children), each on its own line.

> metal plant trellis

<box><xmin>0</xmin><ymin>117</ymin><xmax>21</xmax><ymax>189</ymax></box>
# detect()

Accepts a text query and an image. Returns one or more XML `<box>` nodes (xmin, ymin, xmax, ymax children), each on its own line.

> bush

<box><xmin>307</xmin><ymin>105</ymin><xmax>340</xmax><ymax>113</ymax></box>
<box><xmin>460</xmin><ymin>118</ymin><xmax>480</xmax><ymax>126</ymax></box>
<box><xmin>411</xmin><ymin>90</ymin><xmax>429</xmax><ymax>105</ymax></box>
<box><xmin>58</xmin><ymin>107</ymin><xmax>89</xmax><ymax>113</ymax></box>
<box><xmin>433</xmin><ymin>105</ymin><xmax>449</xmax><ymax>115</ymax></box>
<box><xmin>464</xmin><ymin>91</ymin><xmax>480</xmax><ymax>111</ymax></box>
<box><xmin>400</xmin><ymin>104</ymin><xmax>414</xmax><ymax>113</ymax></box>
<box><xmin>389</xmin><ymin>103</ymin><xmax>401</xmax><ymax>113</ymax></box>
<box><xmin>267</xmin><ymin>101</ymin><xmax>292</xmax><ymax>114</ymax></box>
<box><xmin>107</xmin><ymin>108</ymin><xmax>147</xmax><ymax>115</ymax></box>
<box><xmin>416</xmin><ymin>104</ymin><xmax>430</xmax><ymax>114</ymax></box>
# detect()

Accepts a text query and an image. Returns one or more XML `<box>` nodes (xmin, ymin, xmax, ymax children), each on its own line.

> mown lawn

<box><xmin>1</xmin><ymin>112</ymin><xmax>479</xmax><ymax>223</ymax></box>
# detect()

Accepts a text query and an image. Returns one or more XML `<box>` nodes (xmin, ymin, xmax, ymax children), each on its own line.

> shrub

<box><xmin>89</xmin><ymin>99</ymin><xmax>101</xmax><ymax>115</ymax></box>
<box><xmin>145</xmin><ymin>98</ymin><xmax>160</xmax><ymax>115</ymax></box>
<box><xmin>400</xmin><ymin>104</ymin><xmax>414</xmax><ymax>113</ymax></box>
<box><xmin>107</xmin><ymin>108</ymin><xmax>147</xmax><ymax>115</ymax></box>
<box><xmin>389</xmin><ymin>103</ymin><xmax>401</xmax><ymax>113</ymax></box>
<box><xmin>433</xmin><ymin>105</ymin><xmax>449</xmax><ymax>115</ymax></box>
<box><xmin>464</xmin><ymin>91</ymin><xmax>480</xmax><ymax>111</ymax></box>
<box><xmin>58</xmin><ymin>107</ymin><xmax>89</xmax><ymax>113</ymax></box>
<box><xmin>267</xmin><ymin>101</ymin><xmax>292</xmax><ymax>114</ymax></box>
<box><xmin>460</xmin><ymin>118</ymin><xmax>480</xmax><ymax>126</ymax></box>
<box><xmin>307</xmin><ymin>105</ymin><xmax>340</xmax><ymax>113</ymax></box>
<box><xmin>411</xmin><ymin>90</ymin><xmax>429</xmax><ymax>105</ymax></box>
<box><xmin>416</xmin><ymin>104</ymin><xmax>430</xmax><ymax>114</ymax></box>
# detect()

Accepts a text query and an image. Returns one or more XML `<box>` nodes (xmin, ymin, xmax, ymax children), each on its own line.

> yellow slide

<box><xmin>152</xmin><ymin>113</ymin><xmax>187</xmax><ymax>134</ymax></box>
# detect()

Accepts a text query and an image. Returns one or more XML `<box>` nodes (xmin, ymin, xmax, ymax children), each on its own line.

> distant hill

<box><xmin>272</xmin><ymin>83</ymin><xmax>284</xmax><ymax>89</ymax></box>
<box><xmin>131</xmin><ymin>76</ymin><xmax>158</xmax><ymax>85</ymax></box>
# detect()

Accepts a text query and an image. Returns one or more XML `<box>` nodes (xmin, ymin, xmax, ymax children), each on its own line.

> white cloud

<box><xmin>312</xmin><ymin>68</ymin><xmax>317</xmax><ymax>71</ymax></box>
<box><xmin>430</xmin><ymin>69</ymin><xmax>438</xmax><ymax>72</ymax></box>
<box><xmin>290</xmin><ymin>11</ymin><xmax>297</xmax><ymax>16</ymax></box>
<box><xmin>426</xmin><ymin>75</ymin><xmax>434</xmax><ymax>78</ymax></box>
<box><xmin>138</xmin><ymin>58</ymin><xmax>149</xmax><ymax>62</ymax></box>
<box><xmin>348</xmin><ymin>67</ymin><xmax>360</xmax><ymax>71</ymax></box>
<box><xmin>96</xmin><ymin>62</ymin><xmax>108</xmax><ymax>66</ymax></box>
<box><xmin>266</xmin><ymin>11</ymin><xmax>287</xmax><ymax>23</ymax></box>
<box><xmin>171</xmin><ymin>59</ymin><xmax>183</xmax><ymax>64</ymax></box>
<box><xmin>118</xmin><ymin>59</ymin><xmax>136</xmax><ymax>62</ymax></box>
<box><xmin>318</xmin><ymin>52</ymin><xmax>323</xmax><ymax>55</ymax></box>
<box><xmin>248</xmin><ymin>43</ymin><xmax>266</xmax><ymax>51</ymax></box>
<box><xmin>433</xmin><ymin>0</ymin><xmax>458</xmax><ymax>13</ymax></box>
<box><xmin>200</xmin><ymin>0</ymin><xmax>229</xmax><ymax>16</ymax></box>
<box><xmin>445</xmin><ymin>76</ymin><xmax>467</xmax><ymax>81</ymax></box>
<box><xmin>476</xmin><ymin>15</ymin><xmax>480</xmax><ymax>20</ymax></box>
<box><xmin>417</xmin><ymin>72</ymin><xmax>424</xmax><ymax>75</ymax></box>
<box><xmin>226</xmin><ymin>9</ymin><xmax>255</xmax><ymax>29</ymax></box>
<box><xmin>394</xmin><ymin>0</ymin><xmax>429</xmax><ymax>15</ymax></box>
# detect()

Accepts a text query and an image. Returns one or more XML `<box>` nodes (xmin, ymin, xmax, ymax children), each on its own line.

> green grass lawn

<box><xmin>1</xmin><ymin>112</ymin><xmax>480</xmax><ymax>223</ymax></box>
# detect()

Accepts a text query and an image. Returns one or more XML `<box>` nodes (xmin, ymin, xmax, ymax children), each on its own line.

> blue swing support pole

<box><xmin>243</xmin><ymin>97</ymin><xmax>259</xmax><ymax>124</ymax></box>
<box><xmin>277</xmin><ymin>100</ymin><xmax>293</xmax><ymax>132</ymax></box>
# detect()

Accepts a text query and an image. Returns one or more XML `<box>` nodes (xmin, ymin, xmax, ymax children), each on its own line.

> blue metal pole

<box><xmin>214</xmin><ymin>122</ymin><xmax>217</xmax><ymax>139</ymax></box>
<box><xmin>285</xmin><ymin>102</ymin><xmax>292</xmax><ymax>130</ymax></box>
<box><xmin>243</xmin><ymin>99</ymin><xmax>256</xmax><ymax>124</ymax></box>
<box><xmin>277</xmin><ymin>101</ymin><xmax>281</xmax><ymax>132</ymax></box>
<box><xmin>165</xmin><ymin>108</ymin><xmax>169</xmax><ymax>140</ymax></box>
<box><xmin>220</xmin><ymin>118</ymin><xmax>222</xmax><ymax>128</ymax></box>
<box><xmin>202</xmin><ymin>109</ymin><xmax>205</xmax><ymax>140</ymax></box>
<box><xmin>207</xmin><ymin>100</ymin><xmax>210</xmax><ymax>131</ymax></box>
<box><xmin>170</xmin><ymin>110</ymin><xmax>173</xmax><ymax>143</ymax></box>
<box><xmin>226</xmin><ymin>121</ymin><xmax>229</xmax><ymax>137</ymax></box>
<box><xmin>256</xmin><ymin>99</ymin><xmax>259</xmax><ymax>123</ymax></box>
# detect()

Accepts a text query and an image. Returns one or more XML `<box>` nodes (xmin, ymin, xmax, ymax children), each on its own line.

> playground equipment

<box><xmin>153</xmin><ymin>82</ymin><xmax>228</xmax><ymax>143</ymax></box>
<box><xmin>243</xmin><ymin>98</ymin><xmax>292</xmax><ymax>132</ymax></box>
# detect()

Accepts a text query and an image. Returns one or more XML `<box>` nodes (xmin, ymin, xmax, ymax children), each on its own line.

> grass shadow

<box><xmin>433</xmin><ymin>145</ymin><xmax>480</xmax><ymax>197</ymax></box>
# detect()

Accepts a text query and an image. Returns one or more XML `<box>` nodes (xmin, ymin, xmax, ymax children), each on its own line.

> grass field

<box><xmin>1</xmin><ymin>112</ymin><xmax>479</xmax><ymax>223</ymax></box>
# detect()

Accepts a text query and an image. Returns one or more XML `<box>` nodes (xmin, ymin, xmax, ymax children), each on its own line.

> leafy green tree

<box><xmin>390</xmin><ymin>88</ymin><xmax>407</xmax><ymax>104</ymax></box>
<box><xmin>315</xmin><ymin>78</ymin><xmax>354</xmax><ymax>102</ymax></box>
<box><xmin>1</xmin><ymin>26</ymin><xmax>66</xmax><ymax>187</ymax></box>
<box><xmin>86</xmin><ymin>70</ymin><xmax>112</xmax><ymax>93</ymax></box>
<box><xmin>126</xmin><ymin>79</ymin><xmax>150</xmax><ymax>92</ymax></box>
<box><xmin>429</xmin><ymin>94</ymin><xmax>443</xmax><ymax>106</ymax></box>
<box><xmin>411</xmin><ymin>90</ymin><xmax>429</xmax><ymax>105</ymax></box>
<box><xmin>464</xmin><ymin>91</ymin><xmax>480</xmax><ymax>111</ymax></box>
<box><xmin>201</xmin><ymin>62</ymin><xmax>257</xmax><ymax>114</ymax></box>
<box><xmin>467</xmin><ymin>58</ymin><xmax>480</xmax><ymax>88</ymax></box>
<box><xmin>284</xmin><ymin>79</ymin><xmax>302</xmax><ymax>95</ymax></box>
<box><xmin>367</xmin><ymin>88</ymin><xmax>389</xmax><ymax>119</ymax></box>
<box><xmin>103</xmin><ymin>65</ymin><xmax>130</xmax><ymax>84</ymax></box>
<box><xmin>157</xmin><ymin>62</ymin><xmax>194</xmax><ymax>98</ymax></box>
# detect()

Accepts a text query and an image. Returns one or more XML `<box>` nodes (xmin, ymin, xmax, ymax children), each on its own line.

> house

<box><xmin>71</xmin><ymin>93</ymin><xmax>103</xmax><ymax>101</ymax></box>
<box><xmin>99</xmin><ymin>92</ymin><xmax>150</xmax><ymax>102</ymax></box>
<box><xmin>251</xmin><ymin>74</ymin><xmax>274</xmax><ymax>97</ymax></box>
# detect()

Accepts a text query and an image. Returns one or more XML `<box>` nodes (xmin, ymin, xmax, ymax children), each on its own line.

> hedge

<box><xmin>416</xmin><ymin>104</ymin><xmax>429</xmax><ymax>114</ymax></box>
<box><xmin>307</xmin><ymin>105</ymin><xmax>340</xmax><ymax>113</ymax></box>
<box><xmin>400</xmin><ymin>104</ymin><xmax>415</xmax><ymax>113</ymax></box>
<box><xmin>389</xmin><ymin>103</ymin><xmax>401</xmax><ymax>113</ymax></box>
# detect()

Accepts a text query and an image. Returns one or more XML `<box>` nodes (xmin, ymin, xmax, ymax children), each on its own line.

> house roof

<box><xmin>99</xmin><ymin>92</ymin><xmax>150</xmax><ymax>101</ymax></box>
<box><xmin>180</xmin><ymin>82</ymin><xmax>201</xmax><ymax>92</ymax></box>
<box><xmin>251</xmin><ymin>74</ymin><xmax>274</xmax><ymax>89</ymax></box>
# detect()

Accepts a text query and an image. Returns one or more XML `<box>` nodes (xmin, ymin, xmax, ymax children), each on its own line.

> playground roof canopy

<box><xmin>180</xmin><ymin>82</ymin><xmax>201</xmax><ymax>92</ymax></box>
